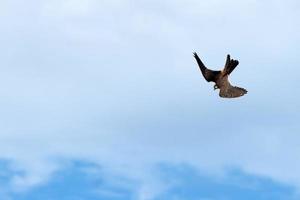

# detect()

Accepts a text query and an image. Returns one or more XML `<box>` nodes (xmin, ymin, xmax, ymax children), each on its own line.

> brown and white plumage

<box><xmin>193</xmin><ymin>52</ymin><xmax>247</xmax><ymax>98</ymax></box>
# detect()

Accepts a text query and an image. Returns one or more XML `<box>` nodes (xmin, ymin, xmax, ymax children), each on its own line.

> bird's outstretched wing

<box><xmin>223</xmin><ymin>54</ymin><xmax>239</xmax><ymax>75</ymax></box>
<box><xmin>193</xmin><ymin>52</ymin><xmax>220</xmax><ymax>82</ymax></box>
<box><xmin>219</xmin><ymin>84</ymin><xmax>247</xmax><ymax>98</ymax></box>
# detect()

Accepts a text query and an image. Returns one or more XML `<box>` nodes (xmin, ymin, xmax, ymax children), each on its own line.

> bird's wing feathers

<box><xmin>219</xmin><ymin>55</ymin><xmax>246</xmax><ymax>98</ymax></box>
<box><xmin>219</xmin><ymin>84</ymin><xmax>247</xmax><ymax>98</ymax></box>
<box><xmin>222</xmin><ymin>54</ymin><xmax>239</xmax><ymax>75</ymax></box>
<box><xmin>193</xmin><ymin>52</ymin><xmax>220</xmax><ymax>82</ymax></box>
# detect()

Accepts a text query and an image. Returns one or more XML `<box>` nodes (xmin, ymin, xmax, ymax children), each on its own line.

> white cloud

<box><xmin>0</xmin><ymin>0</ymin><xmax>300</xmax><ymax>199</ymax></box>
<box><xmin>41</xmin><ymin>0</ymin><xmax>95</xmax><ymax>17</ymax></box>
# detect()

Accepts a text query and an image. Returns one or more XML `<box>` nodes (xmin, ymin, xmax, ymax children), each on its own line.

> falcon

<box><xmin>193</xmin><ymin>52</ymin><xmax>247</xmax><ymax>98</ymax></box>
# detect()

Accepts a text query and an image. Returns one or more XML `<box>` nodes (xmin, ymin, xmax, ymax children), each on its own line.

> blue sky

<box><xmin>1</xmin><ymin>0</ymin><xmax>300</xmax><ymax>199</ymax></box>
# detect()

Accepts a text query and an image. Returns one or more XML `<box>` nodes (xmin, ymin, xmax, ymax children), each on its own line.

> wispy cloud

<box><xmin>0</xmin><ymin>0</ymin><xmax>300</xmax><ymax>199</ymax></box>
<box><xmin>0</xmin><ymin>161</ymin><xmax>296</xmax><ymax>200</ymax></box>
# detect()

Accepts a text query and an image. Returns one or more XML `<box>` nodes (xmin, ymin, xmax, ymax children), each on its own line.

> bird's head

<box><xmin>214</xmin><ymin>84</ymin><xmax>219</xmax><ymax>90</ymax></box>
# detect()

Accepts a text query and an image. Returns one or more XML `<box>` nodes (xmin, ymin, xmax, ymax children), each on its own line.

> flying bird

<box><xmin>193</xmin><ymin>52</ymin><xmax>247</xmax><ymax>98</ymax></box>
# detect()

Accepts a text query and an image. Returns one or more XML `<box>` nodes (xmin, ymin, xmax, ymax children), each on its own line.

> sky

<box><xmin>1</xmin><ymin>0</ymin><xmax>300</xmax><ymax>199</ymax></box>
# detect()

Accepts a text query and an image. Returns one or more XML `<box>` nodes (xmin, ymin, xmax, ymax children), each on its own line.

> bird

<box><xmin>193</xmin><ymin>52</ymin><xmax>247</xmax><ymax>98</ymax></box>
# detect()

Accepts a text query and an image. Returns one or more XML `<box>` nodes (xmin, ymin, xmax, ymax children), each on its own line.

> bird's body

<box><xmin>193</xmin><ymin>52</ymin><xmax>247</xmax><ymax>98</ymax></box>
